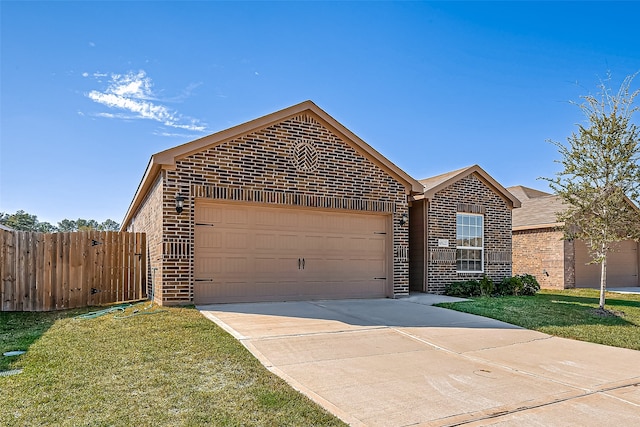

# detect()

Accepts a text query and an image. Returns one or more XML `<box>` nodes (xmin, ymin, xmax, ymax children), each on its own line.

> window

<box><xmin>456</xmin><ymin>213</ymin><xmax>483</xmax><ymax>272</ymax></box>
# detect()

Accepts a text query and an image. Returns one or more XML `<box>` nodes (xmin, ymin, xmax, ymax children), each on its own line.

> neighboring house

<box><xmin>122</xmin><ymin>101</ymin><xmax>423</xmax><ymax>305</ymax></box>
<box><xmin>409</xmin><ymin>166</ymin><xmax>521</xmax><ymax>294</ymax></box>
<box><xmin>509</xmin><ymin>185</ymin><xmax>640</xmax><ymax>289</ymax></box>
<box><xmin>122</xmin><ymin>101</ymin><xmax>520</xmax><ymax>305</ymax></box>
<box><xmin>0</xmin><ymin>223</ymin><xmax>14</xmax><ymax>231</ymax></box>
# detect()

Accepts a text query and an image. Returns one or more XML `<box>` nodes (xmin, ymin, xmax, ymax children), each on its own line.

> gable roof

<box><xmin>507</xmin><ymin>185</ymin><xmax>551</xmax><ymax>201</ymax></box>
<box><xmin>509</xmin><ymin>185</ymin><xmax>640</xmax><ymax>231</ymax></box>
<box><xmin>122</xmin><ymin>100</ymin><xmax>423</xmax><ymax>229</ymax></box>
<box><xmin>415</xmin><ymin>165</ymin><xmax>521</xmax><ymax>209</ymax></box>
<box><xmin>510</xmin><ymin>194</ymin><xmax>566</xmax><ymax>230</ymax></box>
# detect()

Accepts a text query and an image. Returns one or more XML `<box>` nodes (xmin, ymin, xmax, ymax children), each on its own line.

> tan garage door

<box><xmin>194</xmin><ymin>201</ymin><xmax>390</xmax><ymax>304</ymax></box>
<box><xmin>575</xmin><ymin>240</ymin><xmax>639</xmax><ymax>288</ymax></box>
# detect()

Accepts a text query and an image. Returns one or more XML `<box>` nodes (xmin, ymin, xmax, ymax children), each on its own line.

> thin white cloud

<box><xmin>85</xmin><ymin>70</ymin><xmax>207</xmax><ymax>133</ymax></box>
<box><xmin>152</xmin><ymin>130</ymin><xmax>203</xmax><ymax>138</ymax></box>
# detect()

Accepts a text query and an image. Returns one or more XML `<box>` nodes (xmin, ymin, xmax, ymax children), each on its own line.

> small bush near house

<box><xmin>496</xmin><ymin>276</ymin><xmax>521</xmax><ymax>296</ymax></box>
<box><xmin>479</xmin><ymin>275</ymin><xmax>495</xmax><ymax>296</ymax></box>
<box><xmin>444</xmin><ymin>280</ymin><xmax>481</xmax><ymax>297</ymax></box>
<box><xmin>445</xmin><ymin>274</ymin><xmax>540</xmax><ymax>298</ymax></box>
<box><xmin>497</xmin><ymin>274</ymin><xmax>540</xmax><ymax>296</ymax></box>
<box><xmin>519</xmin><ymin>274</ymin><xmax>541</xmax><ymax>296</ymax></box>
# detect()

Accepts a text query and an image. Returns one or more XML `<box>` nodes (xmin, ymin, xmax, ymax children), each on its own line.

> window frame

<box><xmin>456</xmin><ymin>213</ymin><xmax>484</xmax><ymax>273</ymax></box>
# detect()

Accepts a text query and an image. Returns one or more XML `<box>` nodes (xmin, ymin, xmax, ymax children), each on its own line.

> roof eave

<box><xmin>120</xmin><ymin>157</ymin><xmax>162</xmax><ymax>231</ymax></box>
<box><xmin>513</xmin><ymin>222</ymin><xmax>564</xmax><ymax>232</ymax></box>
<box><xmin>422</xmin><ymin>165</ymin><xmax>521</xmax><ymax>208</ymax></box>
<box><xmin>121</xmin><ymin>100</ymin><xmax>424</xmax><ymax>229</ymax></box>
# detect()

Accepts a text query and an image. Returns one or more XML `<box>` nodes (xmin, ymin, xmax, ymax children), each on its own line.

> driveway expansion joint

<box><xmin>243</xmin><ymin>325</ymin><xmax>389</xmax><ymax>342</ymax></box>
<box><xmin>437</xmin><ymin>380</ymin><xmax>640</xmax><ymax>426</ymax></box>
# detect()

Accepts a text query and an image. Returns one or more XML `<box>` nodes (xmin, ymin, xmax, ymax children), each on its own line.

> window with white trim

<box><xmin>456</xmin><ymin>213</ymin><xmax>483</xmax><ymax>272</ymax></box>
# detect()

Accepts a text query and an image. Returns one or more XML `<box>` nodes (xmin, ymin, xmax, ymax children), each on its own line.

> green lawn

<box><xmin>0</xmin><ymin>304</ymin><xmax>345</xmax><ymax>426</ymax></box>
<box><xmin>436</xmin><ymin>288</ymin><xmax>640</xmax><ymax>350</ymax></box>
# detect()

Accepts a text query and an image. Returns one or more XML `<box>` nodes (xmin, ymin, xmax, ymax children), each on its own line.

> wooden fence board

<box><xmin>43</xmin><ymin>233</ymin><xmax>54</xmax><ymax>311</ymax></box>
<box><xmin>18</xmin><ymin>232</ymin><xmax>27</xmax><ymax>311</ymax></box>
<box><xmin>139</xmin><ymin>233</ymin><xmax>146</xmax><ymax>301</ymax></box>
<box><xmin>26</xmin><ymin>233</ymin><xmax>36</xmax><ymax>311</ymax></box>
<box><xmin>0</xmin><ymin>230</ymin><xmax>147</xmax><ymax>311</ymax></box>
<box><xmin>35</xmin><ymin>233</ymin><xmax>44</xmax><ymax>310</ymax></box>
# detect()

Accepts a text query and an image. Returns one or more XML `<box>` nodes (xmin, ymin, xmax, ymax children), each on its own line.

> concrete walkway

<box><xmin>609</xmin><ymin>287</ymin><xmax>640</xmax><ymax>294</ymax></box>
<box><xmin>199</xmin><ymin>295</ymin><xmax>640</xmax><ymax>426</ymax></box>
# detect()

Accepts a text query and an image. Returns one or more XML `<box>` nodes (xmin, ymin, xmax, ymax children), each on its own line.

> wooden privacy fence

<box><xmin>0</xmin><ymin>230</ymin><xmax>146</xmax><ymax>311</ymax></box>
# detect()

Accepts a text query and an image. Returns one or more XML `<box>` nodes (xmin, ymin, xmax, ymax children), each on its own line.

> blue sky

<box><xmin>1</xmin><ymin>1</ymin><xmax>639</xmax><ymax>226</ymax></box>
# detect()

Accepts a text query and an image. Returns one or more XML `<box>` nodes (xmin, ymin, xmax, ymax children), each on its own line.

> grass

<box><xmin>436</xmin><ymin>288</ymin><xmax>640</xmax><ymax>350</ymax></box>
<box><xmin>0</xmin><ymin>303</ymin><xmax>345</xmax><ymax>426</ymax></box>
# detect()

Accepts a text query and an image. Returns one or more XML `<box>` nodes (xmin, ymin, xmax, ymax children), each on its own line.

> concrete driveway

<box><xmin>198</xmin><ymin>295</ymin><xmax>640</xmax><ymax>426</ymax></box>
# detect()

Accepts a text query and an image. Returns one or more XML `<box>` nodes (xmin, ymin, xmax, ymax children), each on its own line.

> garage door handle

<box><xmin>302</xmin><ymin>258</ymin><xmax>305</xmax><ymax>269</ymax></box>
<box><xmin>298</xmin><ymin>258</ymin><xmax>301</xmax><ymax>269</ymax></box>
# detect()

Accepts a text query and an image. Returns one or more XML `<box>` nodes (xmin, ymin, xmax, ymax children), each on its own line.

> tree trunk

<box><xmin>599</xmin><ymin>249</ymin><xmax>607</xmax><ymax>310</ymax></box>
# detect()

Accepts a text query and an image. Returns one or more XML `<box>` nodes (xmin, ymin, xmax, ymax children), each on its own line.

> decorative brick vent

<box><xmin>486</xmin><ymin>250</ymin><xmax>511</xmax><ymax>263</ymax></box>
<box><xmin>163</xmin><ymin>239</ymin><xmax>191</xmax><ymax>259</ymax></box>
<box><xmin>394</xmin><ymin>245</ymin><xmax>409</xmax><ymax>262</ymax></box>
<box><xmin>292</xmin><ymin>140</ymin><xmax>319</xmax><ymax>172</ymax></box>
<box><xmin>191</xmin><ymin>184</ymin><xmax>396</xmax><ymax>213</ymax></box>
<box><xmin>457</xmin><ymin>203</ymin><xmax>486</xmax><ymax>214</ymax></box>
<box><xmin>430</xmin><ymin>248</ymin><xmax>456</xmax><ymax>264</ymax></box>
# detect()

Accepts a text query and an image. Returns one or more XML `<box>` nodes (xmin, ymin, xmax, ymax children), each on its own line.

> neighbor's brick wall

<box><xmin>512</xmin><ymin>228</ymin><xmax>575</xmax><ymax>289</ymax></box>
<box><xmin>158</xmin><ymin>113</ymin><xmax>409</xmax><ymax>304</ymax></box>
<box><xmin>126</xmin><ymin>174</ymin><xmax>164</xmax><ymax>303</ymax></box>
<box><xmin>426</xmin><ymin>174</ymin><xmax>513</xmax><ymax>294</ymax></box>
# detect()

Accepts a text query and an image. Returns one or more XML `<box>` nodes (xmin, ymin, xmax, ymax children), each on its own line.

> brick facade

<box><xmin>424</xmin><ymin>174</ymin><xmax>514</xmax><ymax>294</ymax></box>
<box><xmin>126</xmin><ymin>175</ymin><xmax>164</xmax><ymax>303</ymax></box>
<box><xmin>512</xmin><ymin>228</ymin><xmax>575</xmax><ymax>289</ymax></box>
<box><xmin>127</xmin><ymin>111</ymin><xmax>411</xmax><ymax>305</ymax></box>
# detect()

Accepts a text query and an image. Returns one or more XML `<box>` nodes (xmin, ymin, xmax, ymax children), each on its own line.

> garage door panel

<box><xmin>195</xmin><ymin>207</ymin><xmax>222</xmax><ymax>224</ymax></box>
<box><xmin>366</xmin><ymin>237</ymin><xmax>386</xmax><ymax>251</ymax></box>
<box><xmin>254</xmin><ymin>256</ymin><xmax>299</xmax><ymax>274</ymax></box>
<box><xmin>194</xmin><ymin>201</ymin><xmax>390</xmax><ymax>304</ymax></box>
<box><xmin>303</xmin><ymin>234</ymin><xmax>325</xmax><ymax>251</ymax></box>
<box><xmin>226</xmin><ymin>232</ymin><xmax>249</xmax><ymax>249</ymax></box>
<box><xmin>254</xmin><ymin>232</ymin><xmax>299</xmax><ymax>251</ymax></box>
<box><xmin>195</xmin><ymin>257</ymin><xmax>221</xmax><ymax>277</ymax></box>
<box><xmin>194</xmin><ymin>229</ymin><xmax>222</xmax><ymax>249</ymax></box>
<box><xmin>223</xmin><ymin>257</ymin><xmax>249</xmax><ymax>274</ymax></box>
<box><xmin>576</xmin><ymin>240</ymin><xmax>639</xmax><ymax>288</ymax></box>
<box><xmin>225</xmin><ymin>209</ymin><xmax>249</xmax><ymax>225</ymax></box>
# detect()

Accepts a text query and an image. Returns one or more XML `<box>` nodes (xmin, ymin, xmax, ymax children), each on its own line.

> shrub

<box><xmin>479</xmin><ymin>275</ymin><xmax>494</xmax><ymax>297</ymax></box>
<box><xmin>497</xmin><ymin>276</ymin><xmax>521</xmax><ymax>296</ymax></box>
<box><xmin>445</xmin><ymin>275</ymin><xmax>539</xmax><ymax>298</ymax></box>
<box><xmin>519</xmin><ymin>274</ymin><xmax>540</xmax><ymax>296</ymax></box>
<box><xmin>497</xmin><ymin>274</ymin><xmax>540</xmax><ymax>296</ymax></box>
<box><xmin>444</xmin><ymin>280</ymin><xmax>480</xmax><ymax>297</ymax></box>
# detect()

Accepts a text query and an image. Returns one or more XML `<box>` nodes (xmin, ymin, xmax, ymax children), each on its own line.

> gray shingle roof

<box><xmin>506</xmin><ymin>186</ymin><xmax>565</xmax><ymax>229</ymax></box>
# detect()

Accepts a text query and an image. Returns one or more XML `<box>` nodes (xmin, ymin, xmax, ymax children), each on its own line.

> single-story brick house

<box><xmin>409</xmin><ymin>166</ymin><xmax>521</xmax><ymax>294</ymax></box>
<box><xmin>509</xmin><ymin>185</ymin><xmax>640</xmax><ymax>289</ymax></box>
<box><xmin>122</xmin><ymin>101</ymin><xmax>519</xmax><ymax>305</ymax></box>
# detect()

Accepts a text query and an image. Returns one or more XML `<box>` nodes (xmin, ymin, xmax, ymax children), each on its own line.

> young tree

<box><xmin>544</xmin><ymin>73</ymin><xmax>640</xmax><ymax>310</ymax></box>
